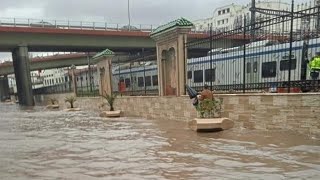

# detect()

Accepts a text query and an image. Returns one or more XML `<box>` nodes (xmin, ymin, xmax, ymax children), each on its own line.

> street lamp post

<box><xmin>128</xmin><ymin>0</ymin><xmax>131</xmax><ymax>31</ymax></box>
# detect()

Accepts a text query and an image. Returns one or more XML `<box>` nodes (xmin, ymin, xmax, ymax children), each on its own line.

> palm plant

<box><xmin>101</xmin><ymin>92</ymin><xmax>117</xmax><ymax>111</ymax></box>
<box><xmin>48</xmin><ymin>97</ymin><xmax>57</xmax><ymax>105</ymax></box>
<box><xmin>65</xmin><ymin>96</ymin><xmax>76</xmax><ymax>108</ymax></box>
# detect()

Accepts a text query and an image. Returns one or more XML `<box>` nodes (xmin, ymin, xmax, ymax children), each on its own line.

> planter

<box><xmin>64</xmin><ymin>108</ymin><xmax>81</xmax><ymax>112</ymax></box>
<box><xmin>100</xmin><ymin>110</ymin><xmax>121</xmax><ymax>118</ymax></box>
<box><xmin>46</xmin><ymin>104</ymin><xmax>60</xmax><ymax>109</ymax></box>
<box><xmin>189</xmin><ymin>118</ymin><xmax>234</xmax><ymax>132</ymax></box>
<box><xmin>3</xmin><ymin>100</ymin><xmax>14</xmax><ymax>105</ymax></box>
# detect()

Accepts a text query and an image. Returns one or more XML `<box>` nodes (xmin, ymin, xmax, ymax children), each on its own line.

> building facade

<box><xmin>193</xmin><ymin>0</ymin><xmax>317</xmax><ymax>33</ymax></box>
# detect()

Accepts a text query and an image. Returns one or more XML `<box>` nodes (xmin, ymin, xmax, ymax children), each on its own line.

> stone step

<box><xmin>190</xmin><ymin>118</ymin><xmax>234</xmax><ymax>132</ymax></box>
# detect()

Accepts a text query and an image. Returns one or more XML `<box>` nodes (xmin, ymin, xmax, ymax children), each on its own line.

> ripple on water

<box><xmin>0</xmin><ymin>103</ymin><xmax>319</xmax><ymax>180</ymax></box>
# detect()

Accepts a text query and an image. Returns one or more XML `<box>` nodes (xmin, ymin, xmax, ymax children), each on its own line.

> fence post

<box><xmin>243</xmin><ymin>16</ymin><xmax>247</xmax><ymax>93</ymax></box>
<box><xmin>118</xmin><ymin>57</ymin><xmax>121</xmax><ymax>95</ymax></box>
<box><xmin>210</xmin><ymin>25</ymin><xmax>213</xmax><ymax>91</ymax></box>
<box><xmin>288</xmin><ymin>0</ymin><xmax>294</xmax><ymax>93</ymax></box>
<box><xmin>316</xmin><ymin>0</ymin><xmax>320</xmax><ymax>34</ymax></box>
<box><xmin>129</xmin><ymin>61</ymin><xmax>132</xmax><ymax>95</ymax></box>
<box><xmin>87</xmin><ymin>52</ymin><xmax>92</xmax><ymax>92</ymax></box>
<box><xmin>143</xmin><ymin>48</ymin><xmax>146</xmax><ymax>95</ymax></box>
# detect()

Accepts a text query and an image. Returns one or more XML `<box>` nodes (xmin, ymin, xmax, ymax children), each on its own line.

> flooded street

<box><xmin>0</xmin><ymin>103</ymin><xmax>319</xmax><ymax>180</ymax></box>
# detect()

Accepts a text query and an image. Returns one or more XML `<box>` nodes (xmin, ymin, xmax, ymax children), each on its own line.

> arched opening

<box><xmin>162</xmin><ymin>47</ymin><xmax>176</xmax><ymax>96</ymax></box>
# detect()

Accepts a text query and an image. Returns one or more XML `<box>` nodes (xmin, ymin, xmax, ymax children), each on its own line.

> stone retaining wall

<box><xmin>35</xmin><ymin>93</ymin><xmax>320</xmax><ymax>136</ymax></box>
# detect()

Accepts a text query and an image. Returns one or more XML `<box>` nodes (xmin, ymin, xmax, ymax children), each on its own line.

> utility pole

<box><xmin>250</xmin><ymin>0</ymin><xmax>256</xmax><ymax>42</ymax></box>
<box><xmin>316</xmin><ymin>0</ymin><xmax>320</xmax><ymax>34</ymax></box>
<box><xmin>128</xmin><ymin>0</ymin><xmax>131</xmax><ymax>31</ymax></box>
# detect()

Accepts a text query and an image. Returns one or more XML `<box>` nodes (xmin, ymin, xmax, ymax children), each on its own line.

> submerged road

<box><xmin>0</xmin><ymin>103</ymin><xmax>319</xmax><ymax>179</ymax></box>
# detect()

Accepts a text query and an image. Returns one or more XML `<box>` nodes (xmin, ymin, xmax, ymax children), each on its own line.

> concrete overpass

<box><xmin>0</xmin><ymin>53</ymin><xmax>91</xmax><ymax>75</ymax></box>
<box><xmin>0</xmin><ymin>26</ymin><xmax>212</xmax><ymax>52</ymax></box>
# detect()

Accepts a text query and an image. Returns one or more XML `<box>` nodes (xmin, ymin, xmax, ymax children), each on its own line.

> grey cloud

<box><xmin>0</xmin><ymin>0</ymin><xmax>304</xmax><ymax>25</ymax></box>
<box><xmin>37</xmin><ymin>0</ymin><xmax>250</xmax><ymax>24</ymax></box>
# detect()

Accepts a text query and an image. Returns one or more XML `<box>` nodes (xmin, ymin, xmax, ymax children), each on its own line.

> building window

<box><xmin>152</xmin><ymin>75</ymin><xmax>158</xmax><ymax>86</ymax></box>
<box><xmin>253</xmin><ymin>62</ymin><xmax>258</xmax><ymax>73</ymax></box>
<box><xmin>138</xmin><ymin>77</ymin><xmax>144</xmax><ymax>87</ymax></box>
<box><xmin>222</xmin><ymin>20</ymin><xmax>224</xmax><ymax>24</ymax></box>
<box><xmin>125</xmin><ymin>78</ymin><xmax>130</xmax><ymax>88</ymax></box>
<box><xmin>227</xmin><ymin>8</ymin><xmax>230</xmax><ymax>13</ymax></box>
<box><xmin>187</xmin><ymin>71</ymin><xmax>192</xmax><ymax>79</ymax></box>
<box><xmin>280</xmin><ymin>56</ymin><xmax>296</xmax><ymax>71</ymax></box>
<box><xmin>226</xmin><ymin>18</ymin><xmax>228</xmax><ymax>23</ymax></box>
<box><xmin>145</xmin><ymin>76</ymin><xmax>152</xmax><ymax>86</ymax></box>
<box><xmin>223</xmin><ymin>9</ymin><xmax>226</xmax><ymax>14</ymax></box>
<box><xmin>205</xmin><ymin>69</ymin><xmax>215</xmax><ymax>82</ymax></box>
<box><xmin>262</xmin><ymin>61</ymin><xmax>277</xmax><ymax>78</ymax></box>
<box><xmin>218</xmin><ymin>10</ymin><xmax>221</xmax><ymax>15</ymax></box>
<box><xmin>194</xmin><ymin>70</ymin><xmax>203</xmax><ymax>83</ymax></box>
<box><xmin>218</xmin><ymin>21</ymin><xmax>220</xmax><ymax>25</ymax></box>
<box><xmin>246</xmin><ymin>62</ymin><xmax>251</xmax><ymax>73</ymax></box>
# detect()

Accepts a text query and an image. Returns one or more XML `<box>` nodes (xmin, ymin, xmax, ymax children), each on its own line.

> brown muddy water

<box><xmin>0</xmin><ymin>103</ymin><xmax>319</xmax><ymax>180</ymax></box>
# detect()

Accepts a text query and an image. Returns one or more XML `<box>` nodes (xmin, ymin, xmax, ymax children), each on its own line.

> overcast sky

<box><xmin>0</xmin><ymin>0</ymin><xmax>310</xmax><ymax>61</ymax></box>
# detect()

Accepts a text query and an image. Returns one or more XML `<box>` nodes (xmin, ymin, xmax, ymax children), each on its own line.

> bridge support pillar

<box><xmin>0</xmin><ymin>75</ymin><xmax>10</xmax><ymax>101</ymax></box>
<box><xmin>92</xmin><ymin>49</ymin><xmax>115</xmax><ymax>96</ymax></box>
<box><xmin>150</xmin><ymin>18</ymin><xmax>193</xmax><ymax>96</ymax></box>
<box><xmin>12</xmin><ymin>45</ymin><xmax>34</xmax><ymax>106</ymax></box>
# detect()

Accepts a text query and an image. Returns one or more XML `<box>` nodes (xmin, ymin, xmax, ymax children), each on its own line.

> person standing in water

<box><xmin>198</xmin><ymin>84</ymin><xmax>213</xmax><ymax>101</ymax></box>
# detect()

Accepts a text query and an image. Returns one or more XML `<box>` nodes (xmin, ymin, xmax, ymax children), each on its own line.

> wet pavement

<box><xmin>0</xmin><ymin>103</ymin><xmax>319</xmax><ymax>180</ymax></box>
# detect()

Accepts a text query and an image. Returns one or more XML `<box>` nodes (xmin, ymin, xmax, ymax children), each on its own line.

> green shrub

<box><xmin>196</xmin><ymin>98</ymin><xmax>223</xmax><ymax>118</ymax></box>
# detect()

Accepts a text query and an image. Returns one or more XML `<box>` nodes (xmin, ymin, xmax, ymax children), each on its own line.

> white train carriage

<box><xmin>187</xmin><ymin>37</ymin><xmax>320</xmax><ymax>89</ymax></box>
<box><xmin>111</xmin><ymin>37</ymin><xmax>320</xmax><ymax>92</ymax></box>
<box><xmin>112</xmin><ymin>64</ymin><xmax>158</xmax><ymax>92</ymax></box>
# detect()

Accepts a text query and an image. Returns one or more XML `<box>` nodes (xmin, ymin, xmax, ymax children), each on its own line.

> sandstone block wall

<box><xmin>35</xmin><ymin>93</ymin><xmax>320</xmax><ymax>136</ymax></box>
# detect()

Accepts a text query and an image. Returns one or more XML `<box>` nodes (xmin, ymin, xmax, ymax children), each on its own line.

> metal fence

<box><xmin>186</xmin><ymin>3</ymin><xmax>320</xmax><ymax>93</ymax></box>
<box><xmin>74</xmin><ymin>66</ymin><xmax>100</xmax><ymax>97</ymax></box>
<box><xmin>112</xmin><ymin>53</ymin><xmax>158</xmax><ymax>96</ymax></box>
<box><xmin>33</xmin><ymin>71</ymin><xmax>73</xmax><ymax>95</ymax></box>
<box><xmin>33</xmin><ymin>82</ymin><xmax>72</xmax><ymax>95</ymax></box>
<box><xmin>32</xmin><ymin>65</ymin><xmax>99</xmax><ymax>97</ymax></box>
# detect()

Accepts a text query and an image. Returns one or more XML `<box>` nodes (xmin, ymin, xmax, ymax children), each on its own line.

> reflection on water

<box><xmin>0</xmin><ymin>103</ymin><xmax>319</xmax><ymax>180</ymax></box>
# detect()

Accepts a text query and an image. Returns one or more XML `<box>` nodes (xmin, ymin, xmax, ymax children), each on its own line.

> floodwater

<box><xmin>0</xmin><ymin>103</ymin><xmax>320</xmax><ymax>180</ymax></box>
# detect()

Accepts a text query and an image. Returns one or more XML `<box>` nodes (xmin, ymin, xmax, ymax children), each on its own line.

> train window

<box><xmin>246</xmin><ymin>62</ymin><xmax>251</xmax><ymax>73</ymax></box>
<box><xmin>280</xmin><ymin>58</ymin><xmax>296</xmax><ymax>71</ymax></box>
<box><xmin>152</xmin><ymin>75</ymin><xmax>158</xmax><ymax>86</ymax></box>
<box><xmin>187</xmin><ymin>71</ymin><xmax>192</xmax><ymax>79</ymax></box>
<box><xmin>138</xmin><ymin>77</ymin><xmax>144</xmax><ymax>87</ymax></box>
<box><xmin>205</xmin><ymin>69</ymin><xmax>215</xmax><ymax>82</ymax></box>
<box><xmin>194</xmin><ymin>70</ymin><xmax>203</xmax><ymax>83</ymax></box>
<box><xmin>262</xmin><ymin>61</ymin><xmax>277</xmax><ymax>78</ymax></box>
<box><xmin>253</xmin><ymin>62</ymin><xmax>258</xmax><ymax>73</ymax></box>
<box><xmin>125</xmin><ymin>78</ymin><xmax>130</xmax><ymax>88</ymax></box>
<box><xmin>145</xmin><ymin>76</ymin><xmax>152</xmax><ymax>86</ymax></box>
